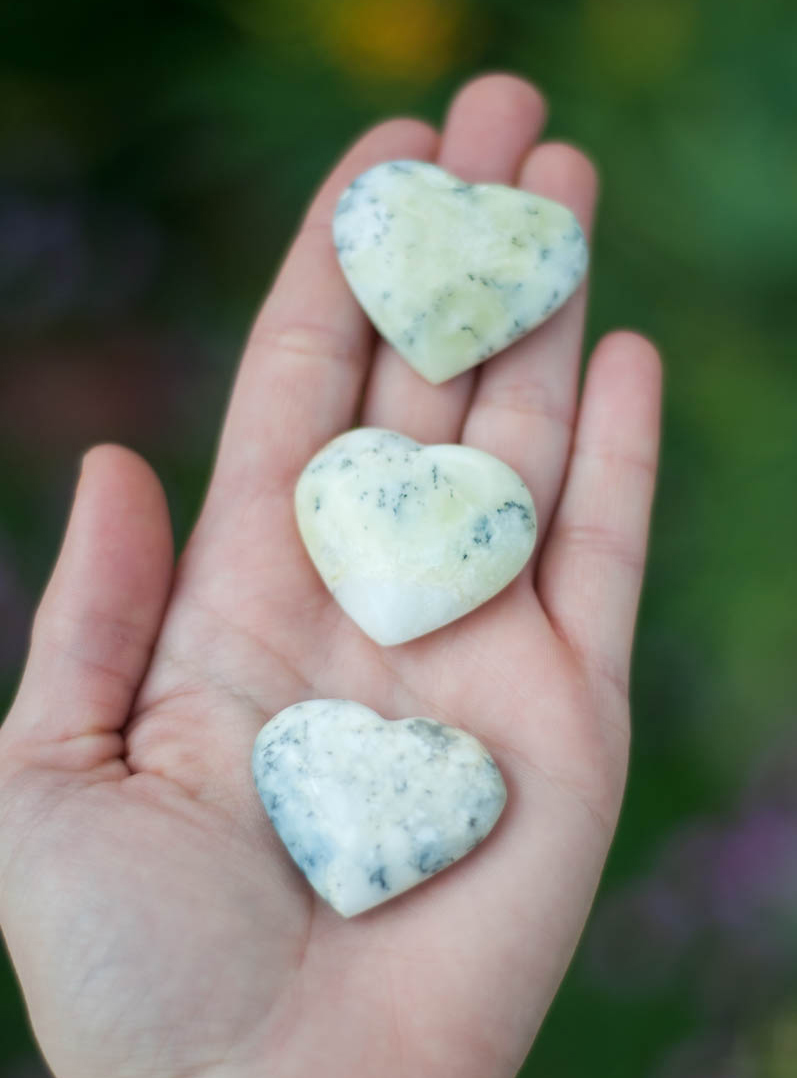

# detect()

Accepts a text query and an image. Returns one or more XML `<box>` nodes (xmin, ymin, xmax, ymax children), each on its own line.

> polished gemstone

<box><xmin>333</xmin><ymin>160</ymin><xmax>588</xmax><ymax>383</ymax></box>
<box><xmin>295</xmin><ymin>427</ymin><xmax>536</xmax><ymax>645</ymax></box>
<box><xmin>252</xmin><ymin>699</ymin><xmax>507</xmax><ymax>917</ymax></box>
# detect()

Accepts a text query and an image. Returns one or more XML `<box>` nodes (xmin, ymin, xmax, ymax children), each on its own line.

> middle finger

<box><xmin>360</xmin><ymin>72</ymin><xmax>548</xmax><ymax>445</ymax></box>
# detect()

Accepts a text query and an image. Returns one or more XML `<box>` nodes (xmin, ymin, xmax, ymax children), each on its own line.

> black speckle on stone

<box><xmin>408</xmin><ymin>719</ymin><xmax>457</xmax><ymax>749</ymax></box>
<box><xmin>339</xmin><ymin>457</ymin><xmax>353</xmax><ymax>470</ymax></box>
<box><xmin>472</xmin><ymin>515</ymin><xmax>494</xmax><ymax>546</ymax></box>
<box><xmin>540</xmin><ymin>247</ymin><xmax>552</xmax><ymax>261</ymax></box>
<box><xmin>431</xmin><ymin>464</ymin><xmax>439</xmax><ymax>488</ymax></box>
<box><xmin>370</xmin><ymin>866</ymin><xmax>390</xmax><ymax>891</ymax></box>
<box><xmin>462</xmin><ymin>553</ymin><xmax>469</xmax><ymax>560</ymax></box>
<box><xmin>314</xmin><ymin>496</ymin><xmax>321</xmax><ymax>512</ymax></box>
<box><xmin>467</xmin><ymin>272</ymin><xmax>475</xmax><ymax>281</ymax></box>
<box><xmin>417</xmin><ymin>849</ymin><xmax>452</xmax><ymax>875</ymax></box>
<box><xmin>392</xmin><ymin>481</ymin><xmax>412</xmax><ymax>516</ymax></box>
<box><xmin>461</xmin><ymin>324</ymin><xmax>478</xmax><ymax>337</ymax></box>
<box><xmin>377</xmin><ymin>488</ymin><xmax>386</xmax><ymax>509</ymax></box>
<box><xmin>468</xmin><ymin>816</ymin><xmax>478</xmax><ymax>828</ymax></box>
<box><xmin>388</xmin><ymin>161</ymin><xmax>413</xmax><ymax>174</ymax></box>
<box><xmin>497</xmin><ymin>500</ymin><xmax>531</xmax><ymax>523</ymax></box>
<box><xmin>382</xmin><ymin>290</ymin><xmax>392</xmax><ymax>301</ymax></box>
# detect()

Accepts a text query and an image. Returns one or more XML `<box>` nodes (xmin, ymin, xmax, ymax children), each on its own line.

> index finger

<box><xmin>209</xmin><ymin>119</ymin><xmax>440</xmax><ymax>504</ymax></box>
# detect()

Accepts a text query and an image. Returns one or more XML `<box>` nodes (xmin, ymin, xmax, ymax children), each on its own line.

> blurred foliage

<box><xmin>1</xmin><ymin>0</ymin><xmax>796</xmax><ymax>1074</ymax></box>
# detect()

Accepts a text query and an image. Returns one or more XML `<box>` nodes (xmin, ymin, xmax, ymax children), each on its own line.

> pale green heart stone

<box><xmin>333</xmin><ymin>160</ymin><xmax>588</xmax><ymax>384</ymax></box>
<box><xmin>295</xmin><ymin>427</ymin><xmax>536</xmax><ymax>645</ymax></box>
<box><xmin>252</xmin><ymin>699</ymin><xmax>507</xmax><ymax>917</ymax></box>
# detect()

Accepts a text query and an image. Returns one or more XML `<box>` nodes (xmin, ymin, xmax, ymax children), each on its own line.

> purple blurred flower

<box><xmin>586</xmin><ymin>733</ymin><xmax>797</xmax><ymax>1006</ymax></box>
<box><xmin>0</xmin><ymin>190</ymin><xmax>162</xmax><ymax>331</ymax></box>
<box><xmin>708</xmin><ymin>807</ymin><xmax>797</xmax><ymax>931</ymax></box>
<box><xmin>0</xmin><ymin>196</ymin><xmax>86</xmax><ymax>327</ymax></box>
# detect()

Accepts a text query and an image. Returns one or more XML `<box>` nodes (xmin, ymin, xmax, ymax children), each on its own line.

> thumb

<box><xmin>1</xmin><ymin>445</ymin><xmax>173</xmax><ymax>771</ymax></box>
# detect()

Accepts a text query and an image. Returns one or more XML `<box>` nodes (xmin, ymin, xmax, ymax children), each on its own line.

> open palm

<box><xmin>0</xmin><ymin>75</ymin><xmax>661</xmax><ymax>1078</ymax></box>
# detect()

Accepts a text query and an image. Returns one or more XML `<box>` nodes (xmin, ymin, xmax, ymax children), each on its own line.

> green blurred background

<box><xmin>1</xmin><ymin>0</ymin><xmax>796</xmax><ymax>1074</ymax></box>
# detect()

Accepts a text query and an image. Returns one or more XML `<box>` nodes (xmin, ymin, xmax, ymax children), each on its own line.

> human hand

<box><xmin>0</xmin><ymin>74</ymin><xmax>661</xmax><ymax>1078</ymax></box>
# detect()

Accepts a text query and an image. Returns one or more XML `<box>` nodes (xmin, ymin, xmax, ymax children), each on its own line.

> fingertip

<box><xmin>445</xmin><ymin>70</ymin><xmax>548</xmax><ymax>131</ymax></box>
<box><xmin>438</xmin><ymin>71</ymin><xmax>548</xmax><ymax>182</ymax></box>
<box><xmin>587</xmin><ymin>331</ymin><xmax>663</xmax><ymax>414</ymax></box>
<box><xmin>569</xmin><ymin>331</ymin><xmax>663</xmax><ymax>493</ymax></box>
<box><xmin>81</xmin><ymin>441</ymin><xmax>169</xmax><ymax>494</ymax></box>
<box><xmin>519</xmin><ymin>141</ymin><xmax>599</xmax><ymax>232</ymax></box>
<box><xmin>76</xmin><ymin>444</ymin><xmax>173</xmax><ymax>566</ymax></box>
<box><xmin>591</xmin><ymin>329</ymin><xmax>661</xmax><ymax>371</ymax></box>
<box><xmin>361</xmin><ymin>116</ymin><xmax>439</xmax><ymax>151</ymax></box>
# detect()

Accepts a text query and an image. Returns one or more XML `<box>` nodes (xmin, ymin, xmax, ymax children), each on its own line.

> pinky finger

<box><xmin>537</xmin><ymin>331</ymin><xmax>662</xmax><ymax>699</ymax></box>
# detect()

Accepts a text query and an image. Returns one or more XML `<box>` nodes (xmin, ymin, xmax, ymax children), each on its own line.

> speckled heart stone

<box><xmin>295</xmin><ymin>427</ymin><xmax>536</xmax><ymax>646</ymax></box>
<box><xmin>333</xmin><ymin>159</ymin><xmax>588</xmax><ymax>384</ymax></box>
<box><xmin>252</xmin><ymin>699</ymin><xmax>507</xmax><ymax>917</ymax></box>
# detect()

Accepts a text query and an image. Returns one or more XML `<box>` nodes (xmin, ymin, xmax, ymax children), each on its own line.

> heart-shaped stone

<box><xmin>295</xmin><ymin>427</ymin><xmax>536</xmax><ymax>645</ymax></box>
<box><xmin>252</xmin><ymin>699</ymin><xmax>506</xmax><ymax>917</ymax></box>
<box><xmin>333</xmin><ymin>160</ymin><xmax>588</xmax><ymax>384</ymax></box>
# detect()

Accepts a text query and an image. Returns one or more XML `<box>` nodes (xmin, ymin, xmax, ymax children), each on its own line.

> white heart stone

<box><xmin>333</xmin><ymin>160</ymin><xmax>588</xmax><ymax>384</ymax></box>
<box><xmin>295</xmin><ymin>427</ymin><xmax>536</xmax><ymax>645</ymax></box>
<box><xmin>252</xmin><ymin>699</ymin><xmax>506</xmax><ymax>917</ymax></box>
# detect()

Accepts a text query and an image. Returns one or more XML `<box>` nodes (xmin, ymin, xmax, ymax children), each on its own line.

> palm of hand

<box><xmin>0</xmin><ymin>76</ymin><xmax>660</xmax><ymax>1078</ymax></box>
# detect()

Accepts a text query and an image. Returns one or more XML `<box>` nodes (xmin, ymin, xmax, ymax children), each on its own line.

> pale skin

<box><xmin>0</xmin><ymin>74</ymin><xmax>661</xmax><ymax>1078</ymax></box>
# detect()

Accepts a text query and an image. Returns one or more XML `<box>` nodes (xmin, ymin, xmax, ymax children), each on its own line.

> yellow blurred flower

<box><xmin>315</xmin><ymin>0</ymin><xmax>463</xmax><ymax>84</ymax></box>
<box><xmin>225</xmin><ymin>0</ymin><xmax>465</xmax><ymax>86</ymax></box>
